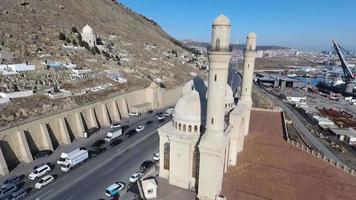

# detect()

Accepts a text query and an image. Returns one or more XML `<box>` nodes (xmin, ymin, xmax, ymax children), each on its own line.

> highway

<box><xmin>257</xmin><ymin>86</ymin><xmax>342</xmax><ymax>163</ymax></box>
<box><xmin>12</xmin><ymin>111</ymin><xmax>168</xmax><ymax>200</ymax></box>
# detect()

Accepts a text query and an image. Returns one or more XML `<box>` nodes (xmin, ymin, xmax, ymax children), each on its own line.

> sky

<box><xmin>119</xmin><ymin>0</ymin><xmax>356</xmax><ymax>51</ymax></box>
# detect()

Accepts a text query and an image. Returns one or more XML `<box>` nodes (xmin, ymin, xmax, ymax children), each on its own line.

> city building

<box><xmin>81</xmin><ymin>24</ymin><xmax>97</xmax><ymax>47</ymax></box>
<box><xmin>158</xmin><ymin>15</ymin><xmax>257</xmax><ymax>200</ymax></box>
<box><xmin>329</xmin><ymin>128</ymin><xmax>356</xmax><ymax>145</ymax></box>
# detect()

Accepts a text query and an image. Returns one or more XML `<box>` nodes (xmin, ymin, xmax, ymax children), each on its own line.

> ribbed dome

<box><xmin>173</xmin><ymin>90</ymin><xmax>204</xmax><ymax>125</ymax></box>
<box><xmin>213</xmin><ymin>14</ymin><xmax>230</xmax><ymax>26</ymax></box>
<box><xmin>82</xmin><ymin>24</ymin><xmax>94</xmax><ymax>34</ymax></box>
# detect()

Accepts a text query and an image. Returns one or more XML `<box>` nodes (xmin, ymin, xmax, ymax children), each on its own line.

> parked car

<box><xmin>145</xmin><ymin>120</ymin><xmax>154</xmax><ymax>125</ymax></box>
<box><xmin>129</xmin><ymin>111</ymin><xmax>140</xmax><ymax>117</ymax></box>
<box><xmin>135</xmin><ymin>126</ymin><xmax>145</xmax><ymax>132</ymax></box>
<box><xmin>9</xmin><ymin>189</ymin><xmax>27</xmax><ymax>200</ymax></box>
<box><xmin>109</xmin><ymin>139</ymin><xmax>123</xmax><ymax>147</ymax></box>
<box><xmin>105</xmin><ymin>182</ymin><xmax>125</xmax><ymax>197</ymax></box>
<box><xmin>35</xmin><ymin>175</ymin><xmax>55</xmax><ymax>189</ymax></box>
<box><xmin>129</xmin><ymin>172</ymin><xmax>142</xmax><ymax>183</ymax></box>
<box><xmin>153</xmin><ymin>153</ymin><xmax>160</xmax><ymax>161</ymax></box>
<box><xmin>91</xmin><ymin>139</ymin><xmax>106</xmax><ymax>149</ymax></box>
<box><xmin>84</xmin><ymin>127</ymin><xmax>99</xmax><ymax>137</ymax></box>
<box><xmin>3</xmin><ymin>176</ymin><xmax>21</xmax><ymax>186</ymax></box>
<box><xmin>0</xmin><ymin>183</ymin><xmax>17</xmax><ymax>199</ymax></box>
<box><xmin>34</xmin><ymin>150</ymin><xmax>53</xmax><ymax>160</ymax></box>
<box><xmin>155</xmin><ymin>113</ymin><xmax>165</xmax><ymax>120</ymax></box>
<box><xmin>89</xmin><ymin>148</ymin><xmax>106</xmax><ymax>157</ymax></box>
<box><xmin>140</xmin><ymin>160</ymin><xmax>154</xmax><ymax>172</ymax></box>
<box><xmin>125</xmin><ymin>130</ymin><xmax>137</xmax><ymax>138</ymax></box>
<box><xmin>110</xmin><ymin>122</ymin><xmax>121</xmax><ymax>129</ymax></box>
<box><xmin>28</xmin><ymin>164</ymin><xmax>51</xmax><ymax>180</ymax></box>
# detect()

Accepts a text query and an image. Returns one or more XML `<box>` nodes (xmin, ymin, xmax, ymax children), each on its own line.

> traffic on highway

<box><xmin>0</xmin><ymin>107</ymin><xmax>172</xmax><ymax>200</ymax></box>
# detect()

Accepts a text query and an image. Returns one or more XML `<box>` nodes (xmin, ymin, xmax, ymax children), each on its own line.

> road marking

<box><xmin>103</xmin><ymin>167</ymin><xmax>115</xmax><ymax>175</ymax></box>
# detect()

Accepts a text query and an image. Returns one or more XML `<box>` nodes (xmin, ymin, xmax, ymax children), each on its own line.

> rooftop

<box><xmin>221</xmin><ymin>109</ymin><xmax>356</xmax><ymax>200</ymax></box>
<box><xmin>330</xmin><ymin>128</ymin><xmax>356</xmax><ymax>138</ymax></box>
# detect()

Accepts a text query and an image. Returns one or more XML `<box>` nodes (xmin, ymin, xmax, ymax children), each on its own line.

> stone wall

<box><xmin>0</xmin><ymin>85</ymin><xmax>183</xmax><ymax>175</ymax></box>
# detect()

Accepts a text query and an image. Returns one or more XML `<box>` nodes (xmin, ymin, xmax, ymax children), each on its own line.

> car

<box><xmin>156</xmin><ymin>114</ymin><xmax>165</xmax><ymax>120</ymax></box>
<box><xmin>0</xmin><ymin>183</ymin><xmax>17</xmax><ymax>199</ymax></box>
<box><xmin>153</xmin><ymin>153</ymin><xmax>160</xmax><ymax>161</ymax></box>
<box><xmin>129</xmin><ymin>111</ymin><xmax>140</xmax><ymax>117</ymax></box>
<box><xmin>89</xmin><ymin>148</ymin><xmax>106</xmax><ymax>157</ymax></box>
<box><xmin>28</xmin><ymin>164</ymin><xmax>51</xmax><ymax>180</ymax></box>
<box><xmin>109</xmin><ymin>139</ymin><xmax>122</xmax><ymax>147</ymax></box>
<box><xmin>145</xmin><ymin>120</ymin><xmax>154</xmax><ymax>125</ymax></box>
<box><xmin>110</xmin><ymin>122</ymin><xmax>121</xmax><ymax>129</ymax></box>
<box><xmin>105</xmin><ymin>182</ymin><xmax>125</xmax><ymax>197</ymax></box>
<box><xmin>165</xmin><ymin>108</ymin><xmax>174</xmax><ymax>116</ymax></box>
<box><xmin>140</xmin><ymin>160</ymin><xmax>154</xmax><ymax>172</ymax></box>
<box><xmin>91</xmin><ymin>139</ymin><xmax>106</xmax><ymax>149</ymax></box>
<box><xmin>129</xmin><ymin>172</ymin><xmax>142</xmax><ymax>183</ymax></box>
<box><xmin>125</xmin><ymin>130</ymin><xmax>137</xmax><ymax>137</ymax></box>
<box><xmin>35</xmin><ymin>175</ymin><xmax>54</xmax><ymax>189</ymax></box>
<box><xmin>34</xmin><ymin>150</ymin><xmax>53</xmax><ymax>160</ymax></box>
<box><xmin>84</xmin><ymin>127</ymin><xmax>99</xmax><ymax>137</ymax></box>
<box><xmin>9</xmin><ymin>189</ymin><xmax>27</xmax><ymax>200</ymax></box>
<box><xmin>135</xmin><ymin>126</ymin><xmax>145</xmax><ymax>132</ymax></box>
<box><xmin>3</xmin><ymin>176</ymin><xmax>21</xmax><ymax>186</ymax></box>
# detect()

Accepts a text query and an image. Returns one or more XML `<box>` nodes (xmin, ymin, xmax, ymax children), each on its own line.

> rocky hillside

<box><xmin>0</xmin><ymin>0</ymin><xmax>200</xmax><ymax>88</ymax></box>
<box><xmin>0</xmin><ymin>0</ymin><xmax>203</xmax><ymax>128</ymax></box>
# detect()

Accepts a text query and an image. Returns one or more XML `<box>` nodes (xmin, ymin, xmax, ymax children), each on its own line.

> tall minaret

<box><xmin>240</xmin><ymin>32</ymin><xmax>257</xmax><ymax>106</ymax></box>
<box><xmin>198</xmin><ymin>14</ymin><xmax>232</xmax><ymax>200</ymax></box>
<box><xmin>240</xmin><ymin>33</ymin><xmax>257</xmax><ymax>136</ymax></box>
<box><xmin>205</xmin><ymin>14</ymin><xmax>232</xmax><ymax>136</ymax></box>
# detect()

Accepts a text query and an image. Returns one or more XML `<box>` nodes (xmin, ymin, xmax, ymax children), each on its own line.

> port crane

<box><xmin>332</xmin><ymin>40</ymin><xmax>355</xmax><ymax>93</ymax></box>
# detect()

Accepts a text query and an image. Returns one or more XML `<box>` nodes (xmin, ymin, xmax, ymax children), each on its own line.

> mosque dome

<box><xmin>213</xmin><ymin>14</ymin><xmax>230</xmax><ymax>26</ymax></box>
<box><xmin>82</xmin><ymin>24</ymin><xmax>94</xmax><ymax>34</ymax></box>
<box><xmin>173</xmin><ymin>90</ymin><xmax>205</xmax><ymax>126</ymax></box>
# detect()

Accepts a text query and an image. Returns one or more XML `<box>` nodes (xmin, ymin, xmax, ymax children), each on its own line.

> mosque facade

<box><xmin>158</xmin><ymin>15</ymin><xmax>257</xmax><ymax>200</ymax></box>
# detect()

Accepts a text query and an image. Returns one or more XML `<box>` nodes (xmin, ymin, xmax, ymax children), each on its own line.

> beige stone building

<box><xmin>158</xmin><ymin>15</ymin><xmax>257</xmax><ymax>200</ymax></box>
<box><xmin>81</xmin><ymin>24</ymin><xmax>97</xmax><ymax>47</ymax></box>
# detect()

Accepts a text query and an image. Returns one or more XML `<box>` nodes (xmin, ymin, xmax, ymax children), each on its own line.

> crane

<box><xmin>332</xmin><ymin>40</ymin><xmax>354</xmax><ymax>80</ymax></box>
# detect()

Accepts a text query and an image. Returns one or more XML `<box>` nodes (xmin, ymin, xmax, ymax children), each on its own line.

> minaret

<box><xmin>197</xmin><ymin>14</ymin><xmax>232</xmax><ymax>200</ymax></box>
<box><xmin>205</xmin><ymin>15</ymin><xmax>232</xmax><ymax>136</ymax></box>
<box><xmin>240</xmin><ymin>33</ymin><xmax>257</xmax><ymax>136</ymax></box>
<box><xmin>240</xmin><ymin>32</ymin><xmax>257</xmax><ymax>106</ymax></box>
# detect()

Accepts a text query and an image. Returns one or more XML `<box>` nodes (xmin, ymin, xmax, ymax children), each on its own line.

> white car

<box><xmin>153</xmin><ymin>153</ymin><xmax>160</xmax><ymax>161</ymax></box>
<box><xmin>110</xmin><ymin>122</ymin><xmax>121</xmax><ymax>129</ymax></box>
<box><xmin>28</xmin><ymin>164</ymin><xmax>51</xmax><ymax>180</ymax></box>
<box><xmin>35</xmin><ymin>175</ymin><xmax>54</xmax><ymax>189</ymax></box>
<box><xmin>129</xmin><ymin>172</ymin><xmax>142</xmax><ymax>183</ymax></box>
<box><xmin>135</xmin><ymin>126</ymin><xmax>145</xmax><ymax>132</ymax></box>
<box><xmin>129</xmin><ymin>112</ymin><xmax>139</xmax><ymax>117</ymax></box>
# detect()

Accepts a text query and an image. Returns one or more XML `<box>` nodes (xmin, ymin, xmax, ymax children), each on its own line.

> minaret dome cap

<box><xmin>213</xmin><ymin>14</ymin><xmax>230</xmax><ymax>26</ymax></box>
<box><xmin>247</xmin><ymin>32</ymin><xmax>257</xmax><ymax>38</ymax></box>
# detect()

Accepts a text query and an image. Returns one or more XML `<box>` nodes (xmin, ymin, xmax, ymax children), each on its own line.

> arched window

<box><xmin>164</xmin><ymin>142</ymin><xmax>170</xmax><ymax>170</ymax></box>
<box><xmin>179</xmin><ymin>123</ymin><xmax>182</xmax><ymax>131</ymax></box>
<box><xmin>225</xmin><ymin>104</ymin><xmax>227</xmax><ymax>108</ymax></box>
<box><xmin>215</xmin><ymin>39</ymin><xmax>220</xmax><ymax>51</ymax></box>
<box><xmin>183</xmin><ymin>124</ymin><xmax>186</xmax><ymax>132</ymax></box>
<box><xmin>214</xmin><ymin>75</ymin><xmax>217</xmax><ymax>82</ymax></box>
<box><xmin>249</xmin><ymin>45</ymin><xmax>252</xmax><ymax>50</ymax></box>
<box><xmin>211</xmin><ymin>118</ymin><xmax>214</xmax><ymax>124</ymax></box>
<box><xmin>188</xmin><ymin>125</ymin><xmax>192</xmax><ymax>132</ymax></box>
<box><xmin>194</xmin><ymin>125</ymin><xmax>198</xmax><ymax>132</ymax></box>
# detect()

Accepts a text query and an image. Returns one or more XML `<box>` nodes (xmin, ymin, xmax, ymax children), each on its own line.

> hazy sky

<box><xmin>119</xmin><ymin>0</ymin><xmax>356</xmax><ymax>51</ymax></box>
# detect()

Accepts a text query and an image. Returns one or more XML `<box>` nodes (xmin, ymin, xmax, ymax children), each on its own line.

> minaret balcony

<box><xmin>207</xmin><ymin>44</ymin><xmax>233</xmax><ymax>52</ymax></box>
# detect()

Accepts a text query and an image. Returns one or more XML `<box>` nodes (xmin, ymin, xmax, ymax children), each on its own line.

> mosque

<box><xmin>81</xmin><ymin>24</ymin><xmax>97</xmax><ymax>47</ymax></box>
<box><xmin>158</xmin><ymin>14</ymin><xmax>257</xmax><ymax>200</ymax></box>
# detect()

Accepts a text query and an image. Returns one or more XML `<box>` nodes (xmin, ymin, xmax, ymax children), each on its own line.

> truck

<box><xmin>104</xmin><ymin>128</ymin><xmax>122</xmax><ymax>142</ymax></box>
<box><xmin>57</xmin><ymin>148</ymin><xmax>81</xmax><ymax>165</ymax></box>
<box><xmin>61</xmin><ymin>149</ymin><xmax>89</xmax><ymax>172</ymax></box>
